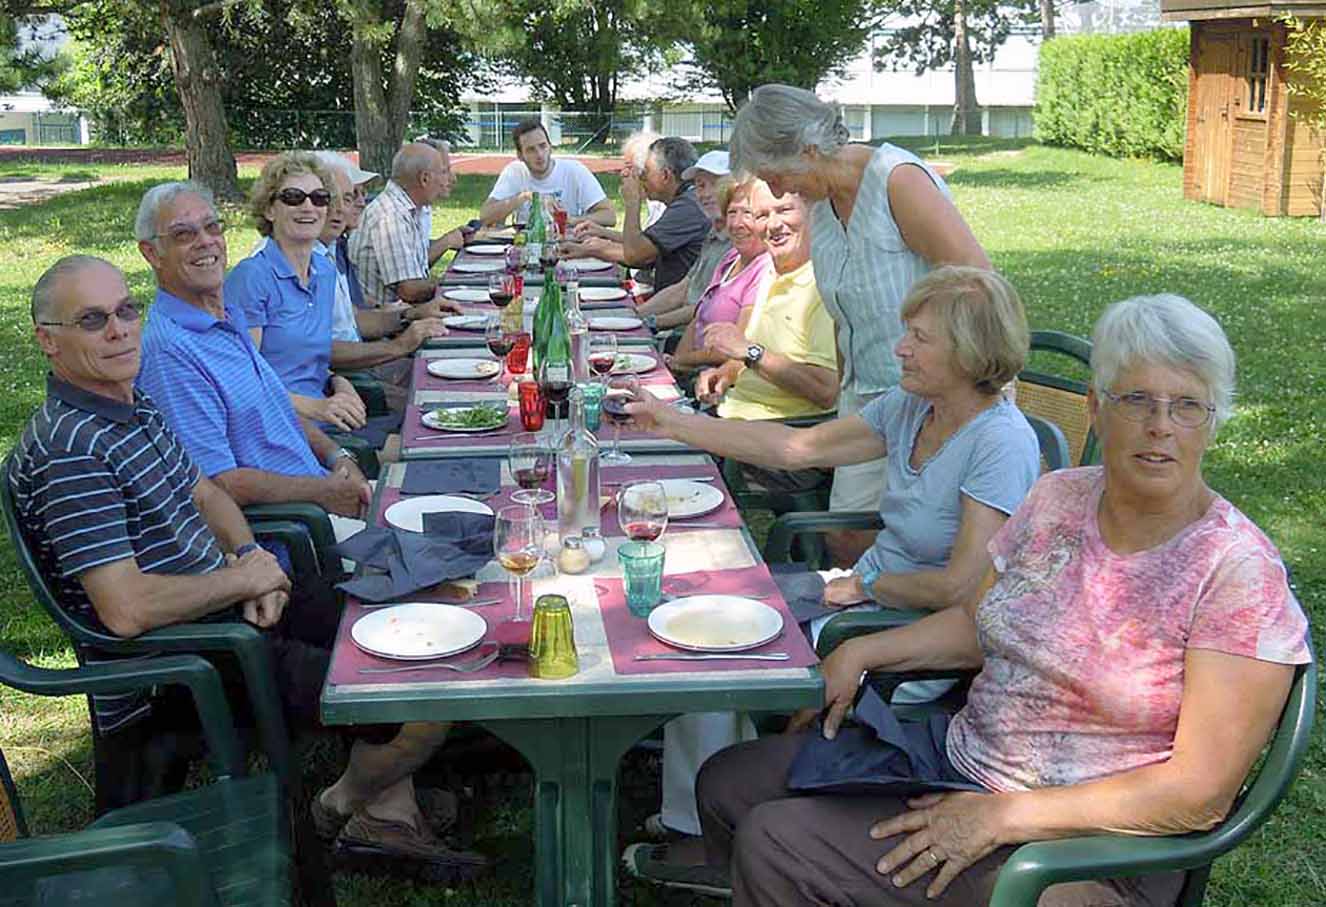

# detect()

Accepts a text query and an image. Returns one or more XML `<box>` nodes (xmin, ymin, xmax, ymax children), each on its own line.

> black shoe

<box><xmin>622</xmin><ymin>842</ymin><xmax>732</xmax><ymax>897</ymax></box>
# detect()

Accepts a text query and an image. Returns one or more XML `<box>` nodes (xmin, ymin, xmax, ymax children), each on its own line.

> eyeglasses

<box><xmin>38</xmin><ymin>300</ymin><xmax>143</xmax><ymax>333</ymax></box>
<box><xmin>153</xmin><ymin>219</ymin><xmax>225</xmax><ymax>246</ymax></box>
<box><xmin>1101</xmin><ymin>390</ymin><xmax>1215</xmax><ymax>429</ymax></box>
<box><xmin>276</xmin><ymin>187</ymin><xmax>332</xmax><ymax>208</ymax></box>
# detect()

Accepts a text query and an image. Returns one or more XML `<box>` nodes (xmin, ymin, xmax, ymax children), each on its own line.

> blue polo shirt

<box><xmin>138</xmin><ymin>289</ymin><xmax>327</xmax><ymax>480</ymax></box>
<box><xmin>223</xmin><ymin>239</ymin><xmax>335</xmax><ymax>399</ymax></box>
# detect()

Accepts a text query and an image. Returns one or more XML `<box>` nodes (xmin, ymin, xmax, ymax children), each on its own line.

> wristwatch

<box><xmin>744</xmin><ymin>343</ymin><xmax>765</xmax><ymax>369</ymax></box>
<box><xmin>858</xmin><ymin>567</ymin><xmax>881</xmax><ymax>602</ymax></box>
<box><xmin>234</xmin><ymin>542</ymin><xmax>261</xmax><ymax>558</ymax></box>
<box><xmin>329</xmin><ymin>447</ymin><xmax>357</xmax><ymax>468</ymax></box>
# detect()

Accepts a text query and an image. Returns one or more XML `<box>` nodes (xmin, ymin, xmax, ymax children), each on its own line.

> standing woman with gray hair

<box><xmin>730</xmin><ymin>84</ymin><xmax>990</xmax><ymax>565</ymax></box>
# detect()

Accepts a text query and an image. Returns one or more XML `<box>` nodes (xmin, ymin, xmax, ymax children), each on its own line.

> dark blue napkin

<box><xmin>401</xmin><ymin>460</ymin><xmax>500</xmax><ymax>496</ymax></box>
<box><xmin>772</xmin><ymin>568</ymin><xmax>840</xmax><ymax>624</ymax></box>
<box><xmin>786</xmin><ymin>687</ymin><xmax>985</xmax><ymax>797</ymax></box>
<box><xmin>334</xmin><ymin>513</ymin><xmax>495</xmax><ymax>603</ymax></box>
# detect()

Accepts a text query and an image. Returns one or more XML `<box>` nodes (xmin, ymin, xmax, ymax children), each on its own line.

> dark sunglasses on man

<box><xmin>38</xmin><ymin>300</ymin><xmax>144</xmax><ymax>333</ymax></box>
<box><xmin>276</xmin><ymin>187</ymin><xmax>332</xmax><ymax>208</ymax></box>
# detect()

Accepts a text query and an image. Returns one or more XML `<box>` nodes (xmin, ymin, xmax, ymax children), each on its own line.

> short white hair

<box><xmin>311</xmin><ymin>150</ymin><xmax>352</xmax><ymax>182</ymax></box>
<box><xmin>621</xmin><ymin>129</ymin><xmax>661</xmax><ymax>170</ymax></box>
<box><xmin>730</xmin><ymin>84</ymin><xmax>850</xmax><ymax>176</ymax></box>
<box><xmin>134</xmin><ymin>181</ymin><xmax>215</xmax><ymax>245</ymax></box>
<box><xmin>1091</xmin><ymin>294</ymin><xmax>1236</xmax><ymax>429</ymax></box>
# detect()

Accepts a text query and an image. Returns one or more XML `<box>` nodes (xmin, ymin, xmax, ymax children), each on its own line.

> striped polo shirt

<box><xmin>137</xmin><ymin>289</ymin><xmax>326</xmax><ymax>481</ymax></box>
<box><xmin>8</xmin><ymin>376</ymin><xmax>226</xmax><ymax>731</ymax></box>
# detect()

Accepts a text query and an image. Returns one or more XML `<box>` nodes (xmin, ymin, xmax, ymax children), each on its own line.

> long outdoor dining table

<box><xmin>441</xmin><ymin>247</ymin><xmax>624</xmax><ymax>288</ymax></box>
<box><xmin>320</xmin><ymin>456</ymin><xmax>823</xmax><ymax>907</ymax></box>
<box><xmin>401</xmin><ymin>347</ymin><xmax>693</xmax><ymax>459</ymax></box>
<box><xmin>425</xmin><ymin>296</ymin><xmax>656</xmax><ymax>349</ymax></box>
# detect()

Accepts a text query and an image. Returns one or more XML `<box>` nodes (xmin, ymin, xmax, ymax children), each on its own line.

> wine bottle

<box><xmin>556</xmin><ymin>387</ymin><xmax>601</xmax><ymax>544</ymax></box>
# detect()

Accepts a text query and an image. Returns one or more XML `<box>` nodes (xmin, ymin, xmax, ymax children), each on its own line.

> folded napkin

<box><xmin>334</xmin><ymin>513</ymin><xmax>495</xmax><ymax>603</ymax></box>
<box><xmin>401</xmin><ymin>460</ymin><xmax>500</xmax><ymax>496</ymax></box>
<box><xmin>786</xmin><ymin>687</ymin><xmax>984</xmax><ymax>797</ymax></box>
<box><xmin>772</xmin><ymin>568</ymin><xmax>839</xmax><ymax>625</ymax></box>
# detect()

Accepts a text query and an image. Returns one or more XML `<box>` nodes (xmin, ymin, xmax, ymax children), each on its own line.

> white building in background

<box><xmin>0</xmin><ymin>91</ymin><xmax>87</xmax><ymax>145</ymax></box>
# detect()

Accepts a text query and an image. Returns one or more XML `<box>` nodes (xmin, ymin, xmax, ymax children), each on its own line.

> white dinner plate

<box><xmin>383</xmin><ymin>494</ymin><xmax>495</xmax><ymax>533</ymax></box>
<box><xmin>351</xmin><ymin>603</ymin><xmax>488</xmax><ymax>660</ymax></box>
<box><xmin>647</xmin><ymin>596</ymin><xmax>784</xmax><ymax>653</ymax></box>
<box><xmin>452</xmin><ymin>260</ymin><xmax>504</xmax><ymax>273</ymax></box>
<box><xmin>442</xmin><ymin>314</ymin><xmax>489</xmax><ymax>331</ymax></box>
<box><xmin>426</xmin><ymin>358</ymin><xmax>501</xmax><ymax>380</ymax></box>
<box><xmin>611</xmin><ymin>352</ymin><xmax>658</xmax><ymax>375</ymax></box>
<box><xmin>465</xmin><ymin>244</ymin><xmax>507</xmax><ymax>256</ymax></box>
<box><xmin>578</xmin><ymin>286</ymin><xmax>627</xmax><ymax>301</ymax></box>
<box><xmin>420</xmin><ymin>405</ymin><xmax>508</xmax><ymax>434</ymax></box>
<box><xmin>590</xmin><ymin>316</ymin><xmax>644</xmax><ymax>331</ymax></box>
<box><xmin>657</xmin><ymin>479</ymin><xmax>725</xmax><ymax>519</ymax></box>
<box><xmin>486</xmin><ymin>227</ymin><xmax>516</xmax><ymax>240</ymax></box>
<box><xmin>442</xmin><ymin>288</ymin><xmax>490</xmax><ymax>303</ymax></box>
<box><xmin>570</xmin><ymin>257</ymin><xmax>614</xmax><ymax>271</ymax></box>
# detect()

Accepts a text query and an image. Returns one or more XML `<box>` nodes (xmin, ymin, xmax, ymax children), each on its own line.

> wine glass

<box><xmin>508</xmin><ymin>432</ymin><xmax>555</xmax><ymax>506</ymax></box>
<box><xmin>618</xmin><ymin>481</ymin><xmax>669</xmax><ymax>542</ymax></box>
<box><xmin>601</xmin><ymin>374</ymin><xmax>638</xmax><ymax>465</ymax></box>
<box><xmin>588</xmin><ymin>333</ymin><xmax>618</xmax><ymax>387</ymax></box>
<box><xmin>488</xmin><ymin>273</ymin><xmax>514</xmax><ymax>308</ymax></box>
<box><xmin>486</xmin><ymin>315</ymin><xmax>514</xmax><ymax>373</ymax></box>
<box><xmin>539</xmin><ymin>354</ymin><xmax>573</xmax><ymax>440</ymax></box>
<box><xmin>494</xmin><ymin>505</ymin><xmax>545</xmax><ymax>622</ymax></box>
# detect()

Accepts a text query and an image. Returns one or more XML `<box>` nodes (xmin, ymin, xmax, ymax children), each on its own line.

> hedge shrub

<box><xmin>1034</xmin><ymin>28</ymin><xmax>1190</xmax><ymax>161</ymax></box>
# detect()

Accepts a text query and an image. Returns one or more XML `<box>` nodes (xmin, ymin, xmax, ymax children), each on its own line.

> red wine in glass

<box><xmin>624</xmin><ymin>521</ymin><xmax>665</xmax><ymax>542</ymax></box>
<box><xmin>601</xmin><ymin>394</ymin><xmax>634</xmax><ymax>422</ymax></box>
<box><xmin>488</xmin><ymin>336</ymin><xmax>515</xmax><ymax>357</ymax></box>
<box><xmin>589</xmin><ymin>352</ymin><xmax>616</xmax><ymax>377</ymax></box>
<box><xmin>543</xmin><ymin>379</ymin><xmax>572</xmax><ymax>406</ymax></box>
<box><xmin>490</xmin><ymin>290</ymin><xmax>514</xmax><ymax>308</ymax></box>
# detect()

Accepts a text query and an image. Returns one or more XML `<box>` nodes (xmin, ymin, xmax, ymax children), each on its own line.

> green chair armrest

<box><xmin>328</xmin><ymin>433</ymin><xmax>380</xmax><ymax>480</ymax></box>
<box><xmin>243</xmin><ymin>501</ymin><xmax>339</xmax><ymax>579</ymax></box>
<box><xmin>0</xmin><ymin>652</ymin><xmax>244</xmax><ymax>778</ymax></box>
<box><xmin>338</xmin><ymin>370</ymin><xmax>388</xmax><ymax>417</ymax></box>
<box><xmin>814</xmin><ymin>608</ymin><xmax>922</xmax><ymax>657</ymax></box>
<box><xmin>0</xmin><ymin>822</ymin><xmax>220</xmax><ymax>907</ymax></box>
<box><xmin>764</xmin><ymin>510</ymin><xmax>883</xmax><ymax>564</ymax></box>
<box><xmin>248</xmin><ymin>518</ymin><xmax>322</xmax><ymax>583</ymax></box>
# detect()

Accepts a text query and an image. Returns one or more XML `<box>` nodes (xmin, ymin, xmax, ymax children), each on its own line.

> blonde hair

<box><xmin>717</xmin><ymin>176</ymin><xmax>755</xmax><ymax>217</ymax></box>
<box><xmin>247</xmin><ymin>151</ymin><xmax>332</xmax><ymax>237</ymax></box>
<box><xmin>901</xmin><ymin>266</ymin><xmax>1029</xmax><ymax>395</ymax></box>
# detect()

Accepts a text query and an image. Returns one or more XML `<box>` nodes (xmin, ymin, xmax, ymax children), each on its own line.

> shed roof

<box><xmin>1161</xmin><ymin>0</ymin><xmax>1326</xmax><ymax>20</ymax></box>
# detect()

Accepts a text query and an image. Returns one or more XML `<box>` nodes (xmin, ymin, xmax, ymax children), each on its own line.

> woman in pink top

<box><xmin>667</xmin><ymin>179</ymin><xmax>770</xmax><ymax>373</ymax></box>
<box><xmin>626</xmin><ymin>294</ymin><xmax>1311</xmax><ymax>906</ymax></box>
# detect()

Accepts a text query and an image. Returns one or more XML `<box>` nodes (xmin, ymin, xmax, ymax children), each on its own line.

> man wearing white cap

<box><xmin>479</xmin><ymin>119</ymin><xmax>616</xmax><ymax>228</ymax></box>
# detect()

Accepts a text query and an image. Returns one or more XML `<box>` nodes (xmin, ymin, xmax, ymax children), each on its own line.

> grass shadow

<box><xmin>947</xmin><ymin>168</ymin><xmax>1096</xmax><ymax>190</ymax></box>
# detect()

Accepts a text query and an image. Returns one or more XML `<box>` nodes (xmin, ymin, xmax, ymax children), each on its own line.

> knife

<box><xmin>634</xmin><ymin>652</ymin><xmax>789</xmax><ymax>662</ymax></box>
<box><xmin>360</xmin><ymin>598</ymin><xmax>502</xmax><ymax>610</ymax></box>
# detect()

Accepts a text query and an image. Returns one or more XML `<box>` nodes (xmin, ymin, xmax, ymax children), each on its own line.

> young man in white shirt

<box><xmin>479</xmin><ymin>119</ymin><xmax>616</xmax><ymax>228</ymax></box>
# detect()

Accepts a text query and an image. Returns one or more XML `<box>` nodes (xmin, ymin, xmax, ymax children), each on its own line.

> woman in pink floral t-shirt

<box><xmin>634</xmin><ymin>294</ymin><xmax>1311</xmax><ymax>907</ymax></box>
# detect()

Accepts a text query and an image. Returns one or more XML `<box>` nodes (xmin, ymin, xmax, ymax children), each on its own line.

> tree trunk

<box><xmin>950</xmin><ymin>0</ymin><xmax>982</xmax><ymax>136</ymax></box>
<box><xmin>1040</xmin><ymin>0</ymin><xmax>1056</xmax><ymax>39</ymax></box>
<box><xmin>347</xmin><ymin>0</ymin><xmax>428</xmax><ymax>178</ymax></box>
<box><xmin>160</xmin><ymin>0</ymin><xmax>239</xmax><ymax>200</ymax></box>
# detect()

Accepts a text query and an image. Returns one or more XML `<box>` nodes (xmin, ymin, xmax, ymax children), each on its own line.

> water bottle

<box><xmin>564</xmin><ymin>271</ymin><xmax>589</xmax><ymax>382</ymax></box>
<box><xmin>556</xmin><ymin>388</ymin><xmax>601</xmax><ymax>545</ymax></box>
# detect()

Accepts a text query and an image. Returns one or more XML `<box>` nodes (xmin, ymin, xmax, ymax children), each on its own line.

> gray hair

<box><xmin>414</xmin><ymin>135</ymin><xmax>451</xmax><ymax>154</ymax></box>
<box><xmin>648</xmin><ymin>137</ymin><xmax>698</xmax><ymax>183</ymax></box>
<box><xmin>311</xmin><ymin>150</ymin><xmax>352</xmax><ymax>182</ymax></box>
<box><xmin>32</xmin><ymin>254</ymin><xmax>117</xmax><ymax>323</ymax></box>
<box><xmin>730</xmin><ymin>84</ymin><xmax>851</xmax><ymax>176</ymax></box>
<box><xmin>621</xmin><ymin>129</ymin><xmax>661</xmax><ymax>170</ymax></box>
<box><xmin>1091</xmin><ymin>294</ymin><xmax>1236</xmax><ymax>429</ymax></box>
<box><xmin>391</xmin><ymin>141</ymin><xmax>444</xmax><ymax>184</ymax></box>
<box><xmin>134</xmin><ymin>181</ymin><xmax>215</xmax><ymax>246</ymax></box>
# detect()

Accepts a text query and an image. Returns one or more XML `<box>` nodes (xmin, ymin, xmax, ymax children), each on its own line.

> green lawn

<box><xmin>0</xmin><ymin>141</ymin><xmax>1322</xmax><ymax>906</ymax></box>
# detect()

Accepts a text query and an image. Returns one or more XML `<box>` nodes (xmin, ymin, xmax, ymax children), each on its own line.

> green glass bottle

<box><xmin>531</xmin><ymin>274</ymin><xmax>562</xmax><ymax>373</ymax></box>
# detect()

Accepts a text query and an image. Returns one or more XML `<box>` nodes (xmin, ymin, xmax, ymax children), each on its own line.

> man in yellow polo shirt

<box><xmin>697</xmin><ymin>181</ymin><xmax>838</xmax><ymax>422</ymax></box>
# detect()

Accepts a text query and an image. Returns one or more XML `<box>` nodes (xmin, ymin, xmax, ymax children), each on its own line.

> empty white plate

<box><xmin>452</xmin><ymin>261</ymin><xmax>504</xmax><ymax>273</ymax></box>
<box><xmin>578</xmin><ymin>286</ymin><xmax>627</xmax><ymax>301</ymax></box>
<box><xmin>611</xmin><ymin>352</ymin><xmax>658</xmax><ymax>375</ymax></box>
<box><xmin>383</xmin><ymin>494</ymin><xmax>495</xmax><ymax>533</ymax></box>
<box><xmin>657</xmin><ymin>479</ymin><xmax>725</xmax><ymax>519</ymax></box>
<box><xmin>648</xmin><ymin>596</ymin><xmax>784</xmax><ymax>652</ymax></box>
<box><xmin>442</xmin><ymin>314</ymin><xmax>489</xmax><ymax>331</ymax></box>
<box><xmin>571</xmin><ymin>257</ymin><xmax>614</xmax><ymax>271</ymax></box>
<box><xmin>352</xmin><ymin>603</ymin><xmax>488</xmax><ymax>660</ymax></box>
<box><xmin>442</xmin><ymin>288</ymin><xmax>491</xmax><ymax>303</ymax></box>
<box><xmin>426</xmin><ymin>358</ymin><xmax>501</xmax><ymax>380</ymax></box>
<box><xmin>590</xmin><ymin>316</ymin><xmax>644</xmax><ymax>331</ymax></box>
<box><xmin>466</xmin><ymin>244</ymin><xmax>507</xmax><ymax>255</ymax></box>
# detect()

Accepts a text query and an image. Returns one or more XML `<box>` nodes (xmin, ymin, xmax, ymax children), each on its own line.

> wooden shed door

<box><xmin>1193</xmin><ymin>35</ymin><xmax>1236</xmax><ymax>205</ymax></box>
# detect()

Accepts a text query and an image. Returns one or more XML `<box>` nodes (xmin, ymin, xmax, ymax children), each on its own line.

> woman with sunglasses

<box><xmin>224</xmin><ymin>152</ymin><xmax>373</xmax><ymax>437</ymax></box>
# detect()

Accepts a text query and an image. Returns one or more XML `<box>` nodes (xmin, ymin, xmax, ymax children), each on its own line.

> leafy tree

<box><xmin>873</xmin><ymin>0</ymin><xmax>1038</xmax><ymax>134</ymax></box>
<box><xmin>668</xmin><ymin>0</ymin><xmax>881</xmax><ymax>111</ymax></box>
<box><xmin>1281</xmin><ymin>14</ymin><xmax>1326</xmax><ymax>221</ymax></box>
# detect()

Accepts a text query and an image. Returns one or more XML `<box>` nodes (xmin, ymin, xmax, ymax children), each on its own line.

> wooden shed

<box><xmin>1161</xmin><ymin>0</ymin><xmax>1325</xmax><ymax>216</ymax></box>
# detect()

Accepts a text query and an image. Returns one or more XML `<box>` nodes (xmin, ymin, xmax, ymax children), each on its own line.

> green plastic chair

<box><xmin>1017</xmin><ymin>330</ymin><xmax>1098</xmax><ymax>467</ymax></box>
<box><xmin>337</xmin><ymin>370</ymin><xmax>389</xmax><ymax>417</ymax></box>
<box><xmin>0</xmin><ymin>648</ymin><xmax>293</xmax><ymax>907</ymax></box>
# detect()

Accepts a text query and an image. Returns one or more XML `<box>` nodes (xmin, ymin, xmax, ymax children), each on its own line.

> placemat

<box><xmin>596</xmin><ymin>565</ymin><xmax>819</xmax><ymax>675</ymax></box>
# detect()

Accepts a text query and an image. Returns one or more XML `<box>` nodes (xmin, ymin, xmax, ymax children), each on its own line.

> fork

<box><xmin>358</xmin><ymin>643</ymin><xmax>501</xmax><ymax>675</ymax></box>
